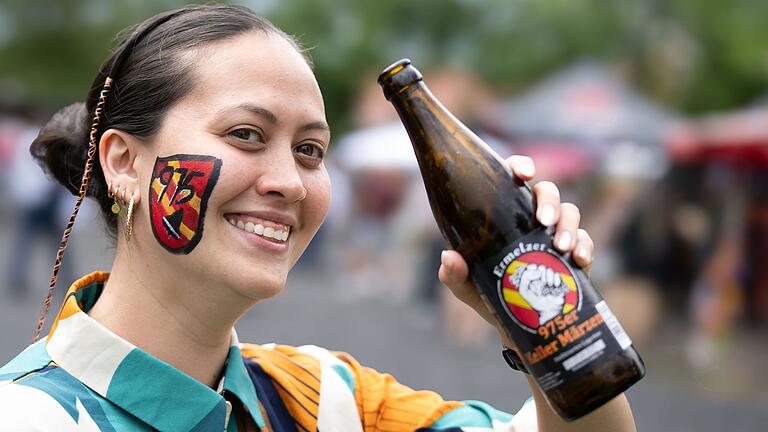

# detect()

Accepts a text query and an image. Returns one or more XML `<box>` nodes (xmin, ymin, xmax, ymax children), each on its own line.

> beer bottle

<box><xmin>378</xmin><ymin>59</ymin><xmax>645</xmax><ymax>421</ymax></box>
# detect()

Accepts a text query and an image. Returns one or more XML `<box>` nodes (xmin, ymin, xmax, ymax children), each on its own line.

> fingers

<box><xmin>530</xmin><ymin>182</ymin><xmax>592</xmax><ymax>271</ymax></box>
<box><xmin>505</xmin><ymin>155</ymin><xmax>536</xmax><ymax>181</ymax></box>
<box><xmin>532</xmin><ymin>181</ymin><xmax>560</xmax><ymax>227</ymax></box>
<box><xmin>573</xmin><ymin>228</ymin><xmax>595</xmax><ymax>271</ymax></box>
<box><xmin>554</xmin><ymin>202</ymin><xmax>580</xmax><ymax>253</ymax></box>
<box><xmin>499</xmin><ymin>155</ymin><xmax>596</xmax><ymax>274</ymax></box>
<box><xmin>439</xmin><ymin>250</ymin><xmax>474</xmax><ymax>303</ymax></box>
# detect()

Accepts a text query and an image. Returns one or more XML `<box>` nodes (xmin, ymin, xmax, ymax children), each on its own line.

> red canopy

<box><xmin>666</xmin><ymin>108</ymin><xmax>768</xmax><ymax>167</ymax></box>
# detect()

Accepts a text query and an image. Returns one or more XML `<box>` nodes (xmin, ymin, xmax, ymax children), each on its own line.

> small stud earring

<box><xmin>110</xmin><ymin>184</ymin><xmax>121</xmax><ymax>214</ymax></box>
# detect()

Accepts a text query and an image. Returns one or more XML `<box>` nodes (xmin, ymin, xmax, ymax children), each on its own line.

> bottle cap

<box><xmin>377</xmin><ymin>58</ymin><xmax>423</xmax><ymax>100</ymax></box>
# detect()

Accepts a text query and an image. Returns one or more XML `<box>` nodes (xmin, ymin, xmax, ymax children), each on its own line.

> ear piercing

<box><xmin>108</xmin><ymin>181</ymin><xmax>138</xmax><ymax>241</ymax></box>
<box><xmin>108</xmin><ymin>182</ymin><xmax>122</xmax><ymax>214</ymax></box>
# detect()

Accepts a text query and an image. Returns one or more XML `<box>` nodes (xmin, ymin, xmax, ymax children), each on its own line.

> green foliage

<box><xmin>0</xmin><ymin>0</ymin><xmax>766</xmax><ymax>130</ymax></box>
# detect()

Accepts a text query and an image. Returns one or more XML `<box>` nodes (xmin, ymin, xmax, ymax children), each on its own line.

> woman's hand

<box><xmin>437</xmin><ymin>155</ymin><xmax>595</xmax><ymax>349</ymax></box>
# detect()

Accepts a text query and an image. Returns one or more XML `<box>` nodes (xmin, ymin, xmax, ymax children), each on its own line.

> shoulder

<box><xmin>0</xmin><ymin>340</ymin><xmax>52</xmax><ymax>381</ymax></box>
<box><xmin>0</xmin><ymin>342</ymin><xmax>115</xmax><ymax>431</ymax></box>
<box><xmin>0</xmin><ymin>378</ymin><xmax>90</xmax><ymax>431</ymax></box>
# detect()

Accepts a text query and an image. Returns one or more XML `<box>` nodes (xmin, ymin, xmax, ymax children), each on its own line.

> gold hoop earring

<box><xmin>125</xmin><ymin>195</ymin><xmax>135</xmax><ymax>241</ymax></box>
<box><xmin>107</xmin><ymin>181</ymin><xmax>114</xmax><ymax>198</ymax></box>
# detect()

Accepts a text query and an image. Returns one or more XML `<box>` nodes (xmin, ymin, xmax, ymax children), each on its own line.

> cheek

<box><xmin>306</xmin><ymin>172</ymin><xmax>331</xmax><ymax>230</ymax></box>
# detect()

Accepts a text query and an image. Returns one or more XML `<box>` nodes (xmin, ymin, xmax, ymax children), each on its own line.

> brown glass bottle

<box><xmin>378</xmin><ymin>59</ymin><xmax>645</xmax><ymax>421</ymax></box>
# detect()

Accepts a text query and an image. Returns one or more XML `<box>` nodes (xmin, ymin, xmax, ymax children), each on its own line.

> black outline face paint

<box><xmin>148</xmin><ymin>154</ymin><xmax>222</xmax><ymax>254</ymax></box>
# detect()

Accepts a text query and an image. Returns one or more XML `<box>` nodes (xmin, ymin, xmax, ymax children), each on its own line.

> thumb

<box><xmin>438</xmin><ymin>250</ymin><xmax>474</xmax><ymax>302</ymax></box>
<box><xmin>439</xmin><ymin>250</ymin><xmax>510</xmax><ymax>336</ymax></box>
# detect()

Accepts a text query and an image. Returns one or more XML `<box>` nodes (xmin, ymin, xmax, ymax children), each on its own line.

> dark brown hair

<box><xmin>30</xmin><ymin>4</ymin><xmax>310</xmax><ymax>238</ymax></box>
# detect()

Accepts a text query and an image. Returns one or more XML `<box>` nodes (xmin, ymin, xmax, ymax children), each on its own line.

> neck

<box><xmin>88</xmin><ymin>244</ymin><xmax>250</xmax><ymax>388</ymax></box>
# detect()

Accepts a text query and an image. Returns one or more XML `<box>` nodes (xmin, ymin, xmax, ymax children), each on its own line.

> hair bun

<box><xmin>30</xmin><ymin>102</ymin><xmax>91</xmax><ymax>196</ymax></box>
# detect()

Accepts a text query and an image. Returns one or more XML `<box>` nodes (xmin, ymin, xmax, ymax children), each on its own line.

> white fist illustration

<box><xmin>510</xmin><ymin>263</ymin><xmax>568</xmax><ymax>325</ymax></box>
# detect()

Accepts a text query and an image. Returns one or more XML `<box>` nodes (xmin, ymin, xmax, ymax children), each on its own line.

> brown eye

<box><xmin>228</xmin><ymin>127</ymin><xmax>264</xmax><ymax>143</ymax></box>
<box><xmin>295</xmin><ymin>143</ymin><xmax>325</xmax><ymax>160</ymax></box>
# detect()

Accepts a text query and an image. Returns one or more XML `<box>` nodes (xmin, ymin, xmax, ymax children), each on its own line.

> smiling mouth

<box><xmin>225</xmin><ymin>215</ymin><xmax>290</xmax><ymax>242</ymax></box>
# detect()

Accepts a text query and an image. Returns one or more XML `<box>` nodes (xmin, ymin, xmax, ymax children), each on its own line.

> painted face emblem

<box><xmin>149</xmin><ymin>154</ymin><xmax>222</xmax><ymax>254</ymax></box>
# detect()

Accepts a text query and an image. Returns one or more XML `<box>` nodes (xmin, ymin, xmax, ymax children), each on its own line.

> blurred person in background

<box><xmin>0</xmin><ymin>5</ymin><xmax>638</xmax><ymax>431</ymax></box>
<box><xmin>1</xmin><ymin>104</ymin><xmax>74</xmax><ymax>300</ymax></box>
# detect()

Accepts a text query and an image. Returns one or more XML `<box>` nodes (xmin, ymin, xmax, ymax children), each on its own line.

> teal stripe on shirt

<box><xmin>331</xmin><ymin>363</ymin><xmax>356</xmax><ymax>394</ymax></box>
<box><xmin>430</xmin><ymin>400</ymin><xmax>514</xmax><ymax>429</ymax></box>
<box><xmin>0</xmin><ymin>340</ymin><xmax>50</xmax><ymax>380</ymax></box>
<box><xmin>107</xmin><ymin>348</ymin><xmax>223</xmax><ymax>432</ymax></box>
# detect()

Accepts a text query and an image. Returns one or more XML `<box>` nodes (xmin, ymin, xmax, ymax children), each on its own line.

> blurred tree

<box><xmin>0</xmin><ymin>0</ymin><xmax>766</xmax><ymax>130</ymax></box>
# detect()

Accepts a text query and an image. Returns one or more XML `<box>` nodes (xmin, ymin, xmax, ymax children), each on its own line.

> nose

<box><xmin>254</xmin><ymin>146</ymin><xmax>306</xmax><ymax>203</ymax></box>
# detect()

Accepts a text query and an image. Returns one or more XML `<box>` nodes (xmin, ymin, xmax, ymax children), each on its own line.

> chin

<box><xmin>231</xmin><ymin>271</ymin><xmax>288</xmax><ymax>301</ymax></box>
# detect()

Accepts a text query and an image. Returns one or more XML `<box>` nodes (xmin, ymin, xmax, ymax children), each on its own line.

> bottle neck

<box><xmin>389</xmin><ymin>81</ymin><xmax>473</xmax><ymax>140</ymax></box>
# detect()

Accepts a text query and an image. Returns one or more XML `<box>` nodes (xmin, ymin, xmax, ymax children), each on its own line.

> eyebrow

<box><xmin>298</xmin><ymin>121</ymin><xmax>331</xmax><ymax>134</ymax></box>
<box><xmin>225</xmin><ymin>103</ymin><xmax>278</xmax><ymax>124</ymax></box>
<box><xmin>219</xmin><ymin>103</ymin><xmax>330</xmax><ymax>134</ymax></box>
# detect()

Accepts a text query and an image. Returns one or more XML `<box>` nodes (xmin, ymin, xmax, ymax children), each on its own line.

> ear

<box><xmin>99</xmin><ymin>129</ymin><xmax>141</xmax><ymax>200</ymax></box>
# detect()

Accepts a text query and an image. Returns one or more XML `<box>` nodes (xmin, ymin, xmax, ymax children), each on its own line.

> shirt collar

<box><xmin>45</xmin><ymin>272</ymin><xmax>265</xmax><ymax>431</ymax></box>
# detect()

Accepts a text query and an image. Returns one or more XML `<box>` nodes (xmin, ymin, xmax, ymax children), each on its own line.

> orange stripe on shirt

<box><xmin>47</xmin><ymin>272</ymin><xmax>110</xmax><ymax>343</ymax></box>
<box><xmin>241</xmin><ymin>344</ymin><xmax>320</xmax><ymax>431</ymax></box>
<box><xmin>332</xmin><ymin>350</ymin><xmax>463</xmax><ymax>431</ymax></box>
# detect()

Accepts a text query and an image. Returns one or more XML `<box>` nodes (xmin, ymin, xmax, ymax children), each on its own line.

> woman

<box><xmin>0</xmin><ymin>5</ymin><xmax>636</xmax><ymax>431</ymax></box>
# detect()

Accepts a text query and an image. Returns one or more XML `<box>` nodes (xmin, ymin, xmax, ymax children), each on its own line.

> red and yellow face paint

<box><xmin>148</xmin><ymin>154</ymin><xmax>222</xmax><ymax>254</ymax></box>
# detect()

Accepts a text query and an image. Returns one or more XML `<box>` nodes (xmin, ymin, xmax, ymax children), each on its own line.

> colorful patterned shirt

<box><xmin>0</xmin><ymin>272</ymin><xmax>536</xmax><ymax>431</ymax></box>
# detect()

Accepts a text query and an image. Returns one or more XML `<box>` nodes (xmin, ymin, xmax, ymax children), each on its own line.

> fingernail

<box><xmin>441</xmin><ymin>250</ymin><xmax>451</xmax><ymax>272</ymax></box>
<box><xmin>556</xmin><ymin>231</ymin><xmax>572</xmax><ymax>251</ymax></box>
<box><xmin>519</xmin><ymin>162</ymin><xmax>535</xmax><ymax>177</ymax></box>
<box><xmin>576</xmin><ymin>247</ymin><xmax>590</xmax><ymax>261</ymax></box>
<box><xmin>539</xmin><ymin>204</ymin><xmax>556</xmax><ymax>227</ymax></box>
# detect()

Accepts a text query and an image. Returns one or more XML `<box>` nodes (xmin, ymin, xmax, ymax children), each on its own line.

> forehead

<box><xmin>179</xmin><ymin>31</ymin><xmax>325</xmax><ymax>122</ymax></box>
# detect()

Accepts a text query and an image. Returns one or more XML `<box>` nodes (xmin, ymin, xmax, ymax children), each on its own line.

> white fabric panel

<box><xmin>458</xmin><ymin>399</ymin><xmax>537</xmax><ymax>432</ymax></box>
<box><xmin>229</xmin><ymin>328</ymin><xmax>240</xmax><ymax>347</ymax></box>
<box><xmin>297</xmin><ymin>345</ymin><xmax>364</xmax><ymax>432</ymax></box>
<box><xmin>507</xmin><ymin>398</ymin><xmax>538</xmax><ymax>432</ymax></box>
<box><xmin>46</xmin><ymin>312</ymin><xmax>135</xmax><ymax>396</ymax></box>
<box><xmin>0</xmin><ymin>383</ymin><xmax>99</xmax><ymax>431</ymax></box>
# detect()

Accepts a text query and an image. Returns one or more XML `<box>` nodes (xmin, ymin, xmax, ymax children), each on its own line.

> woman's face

<box><xmin>132</xmin><ymin>31</ymin><xmax>331</xmax><ymax>301</ymax></box>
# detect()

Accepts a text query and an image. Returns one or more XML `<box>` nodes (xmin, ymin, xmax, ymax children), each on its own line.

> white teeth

<box><xmin>227</xmin><ymin>217</ymin><xmax>289</xmax><ymax>242</ymax></box>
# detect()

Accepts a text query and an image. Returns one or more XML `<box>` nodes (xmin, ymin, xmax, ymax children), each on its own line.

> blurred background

<box><xmin>1</xmin><ymin>0</ymin><xmax>767</xmax><ymax>430</ymax></box>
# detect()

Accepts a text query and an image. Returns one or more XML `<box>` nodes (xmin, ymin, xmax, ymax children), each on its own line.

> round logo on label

<box><xmin>500</xmin><ymin>250</ymin><xmax>581</xmax><ymax>332</ymax></box>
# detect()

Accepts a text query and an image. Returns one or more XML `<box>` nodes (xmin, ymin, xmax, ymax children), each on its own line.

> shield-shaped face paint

<box><xmin>148</xmin><ymin>154</ymin><xmax>222</xmax><ymax>254</ymax></box>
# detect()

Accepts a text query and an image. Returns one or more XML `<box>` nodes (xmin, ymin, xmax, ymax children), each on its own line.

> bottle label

<box><xmin>477</xmin><ymin>229</ymin><xmax>633</xmax><ymax>390</ymax></box>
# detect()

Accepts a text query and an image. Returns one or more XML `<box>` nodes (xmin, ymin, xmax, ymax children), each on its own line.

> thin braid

<box><xmin>31</xmin><ymin>10</ymin><xmax>186</xmax><ymax>343</ymax></box>
<box><xmin>32</xmin><ymin>78</ymin><xmax>113</xmax><ymax>343</ymax></box>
